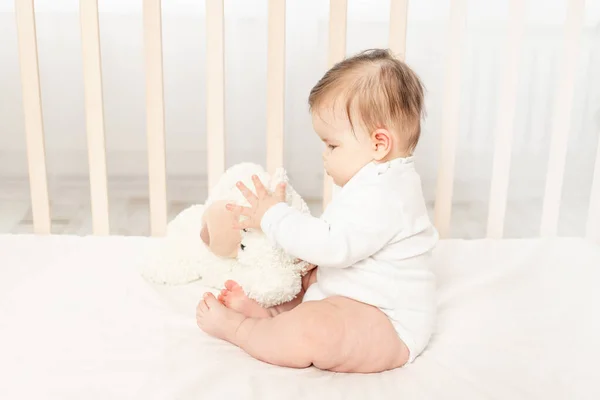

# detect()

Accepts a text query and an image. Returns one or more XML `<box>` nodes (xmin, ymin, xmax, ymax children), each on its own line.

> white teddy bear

<box><xmin>140</xmin><ymin>162</ymin><xmax>311</xmax><ymax>307</ymax></box>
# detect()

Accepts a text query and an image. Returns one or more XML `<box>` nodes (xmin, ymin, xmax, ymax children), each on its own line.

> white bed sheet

<box><xmin>0</xmin><ymin>234</ymin><xmax>599</xmax><ymax>399</ymax></box>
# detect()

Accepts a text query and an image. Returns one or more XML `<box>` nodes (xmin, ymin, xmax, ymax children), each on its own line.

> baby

<box><xmin>196</xmin><ymin>48</ymin><xmax>438</xmax><ymax>373</ymax></box>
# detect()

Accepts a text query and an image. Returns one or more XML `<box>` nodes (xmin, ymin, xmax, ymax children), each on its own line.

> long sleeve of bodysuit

<box><xmin>259</xmin><ymin>188</ymin><xmax>403</xmax><ymax>269</ymax></box>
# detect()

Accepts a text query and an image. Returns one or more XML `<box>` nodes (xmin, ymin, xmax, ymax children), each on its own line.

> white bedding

<box><xmin>0</xmin><ymin>234</ymin><xmax>599</xmax><ymax>399</ymax></box>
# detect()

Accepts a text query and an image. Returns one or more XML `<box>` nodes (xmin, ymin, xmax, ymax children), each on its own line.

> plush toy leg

<box><xmin>270</xmin><ymin>267</ymin><xmax>318</xmax><ymax>315</ymax></box>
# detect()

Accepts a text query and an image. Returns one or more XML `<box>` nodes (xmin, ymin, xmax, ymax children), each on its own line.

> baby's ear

<box><xmin>371</xmin><ymin>128</ymin><xmax>393</xmax><ymax>161</ymax></box>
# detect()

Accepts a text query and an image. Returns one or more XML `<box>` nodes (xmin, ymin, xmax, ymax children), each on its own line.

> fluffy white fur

<box><xmin>140</xmin><ymin>163</ymin><xmax>311</xmax><ymax>307</ymax></box>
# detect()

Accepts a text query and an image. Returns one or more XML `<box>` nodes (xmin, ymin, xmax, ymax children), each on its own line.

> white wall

<box><xmin>1</xmin><ymin>0</ymin><xmax>599</xmax><ymax>235</ymax></box>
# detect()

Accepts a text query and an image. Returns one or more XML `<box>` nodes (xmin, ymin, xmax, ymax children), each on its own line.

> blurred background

<box><xmin>0</xmin><ymin>0</ymin><xmax>599</xmax><ymax>238</ymax></box>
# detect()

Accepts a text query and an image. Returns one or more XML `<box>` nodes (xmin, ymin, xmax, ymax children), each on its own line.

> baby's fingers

<box><xmin>232</xmin><ymin>218</ymin><xmax>251</xmax><ymax>231</ymax></box>
<box><xmin>225</xmin><ymin>203</ymin><xmax>251</xmax><ymax>217</ymax></box>
<box><xmin>274</xmin><ymin>182</ymin><xmax>286</xmax><ymax>200</ymax></box>
<box><xmin>236</xmin><ymin>181</ymin><xmax>258</xmax><ymax>205</ymax></box>
<box><xmin>252</xmin><ymin>175</ymin><xmax>268</xmax><ymax>198</ymax></box>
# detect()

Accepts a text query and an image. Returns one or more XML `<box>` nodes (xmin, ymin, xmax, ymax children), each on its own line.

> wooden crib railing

<box><xmin>12</xmin><ymin>0</ymin><xmax>599</xmax><ymax>243</ymax></box>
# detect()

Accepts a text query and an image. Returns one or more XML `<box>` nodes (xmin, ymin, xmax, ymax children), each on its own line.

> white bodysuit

<box><xmin>260</xmin><ymin>157</ymin><xmax>438</xmax><ymax>362</ymax></box>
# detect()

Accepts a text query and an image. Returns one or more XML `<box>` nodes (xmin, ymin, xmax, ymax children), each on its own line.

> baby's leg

<box><xmin>197</xmin><ymin>292</ymin><xmax>409</xmax><ymax>372</ymax></box>
<box><xmin>219</xmin><ymin>267</ymin><xmax>318</xmax><ymax>318</ymax></box>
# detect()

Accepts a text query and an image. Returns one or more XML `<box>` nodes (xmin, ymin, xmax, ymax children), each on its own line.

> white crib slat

<box><xmin>323</xmin><ymin>0</ymin><xmax>347</xmax><ymax>209</ymax></box>
<box><xmin>80</xmin><ymin>0</ymin><xmax>110</xmax><ymax>235</ymax></box>
<box><xmin>433</xmin><ymin>0</ymin><xmax>467</xmax><ymax>238</ymax></box>
<box><xmin>14</xmin><ymin>0</ymin><xmax>51</xmax><ymax>235</ymax></box>
<box><xmin>143</xmin><ymin>0</ymin><xmax>167</xmax><ymax>236</ymax></box>
<box><xmin>587</xmin><ymin>137</ymin><xmax>600</xmax><ymax>243</ymax></box>
<box><xmin>486</xmin><ymin>0</ymin><xmax>526</xmax><ymax>239</ymax></box>
<box><xmin>266</xmin><ymin>0</ymin><xmax>285</xmax><ymax>175</ymax></box>
<box><xmin>540</xmin><ymin>0</ymin><xmax>585</xmax><ymax>237</ymax></box>
<box><xmin>388</xmin><ymin>0</ymin><xmax>408</xmax><ymax>60</ymax></box>
<box><xmin>206</xmin><ymin>0</ymin><xmax>225</xmax><ymax>191</ymax></box>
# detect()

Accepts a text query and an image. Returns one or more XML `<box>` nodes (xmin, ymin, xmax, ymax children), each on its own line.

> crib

<box><xmin>1</xmin><ymin>0</ymin><xmax>599</xmax><ymax>399</ymax></box>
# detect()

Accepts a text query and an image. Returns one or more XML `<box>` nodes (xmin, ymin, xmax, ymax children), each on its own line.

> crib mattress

<box><xmin>0</xmin><ymin>234</ymin><xmax>599</xmax><ymax>399</ymax></box>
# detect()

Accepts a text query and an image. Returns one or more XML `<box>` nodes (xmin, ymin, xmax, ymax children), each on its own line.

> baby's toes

<box><xmin>204</xmin><ymin>292</ymin><xmax>219</xmax><ymax>305</ymax></box>
<box><xmin>197</xmin><ymin>296</ymin><xmax>210</xmax><ymax>313</ymax></box>
<box><xmin>224</xmin><ymin>280</ymin><xmax>241</xmax><ymax>291</ymax></box>
<box><xmin>196</xmin><ymin>302</ymin><xmax>207</xmax><ymax>328</ymax></box>
<box><xmin>222</xmin><ymin>291</ymin><xmax>232</xmax><ymax>307</ymax></box>
<box><xmin>218</xmin><ymin>289</ymin><xmax>228</xmax><ymax>304</ymax></box>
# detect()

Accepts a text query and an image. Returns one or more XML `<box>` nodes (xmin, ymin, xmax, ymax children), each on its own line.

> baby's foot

<box><xmin>196</xmin><ymin>292</ymin><xmax>247</xmax><ymax>343</ymax></box>
<box><xmin>218</xmin><ymin>280</ymin><xmax>271</xmax><ymax>319</ymax></box>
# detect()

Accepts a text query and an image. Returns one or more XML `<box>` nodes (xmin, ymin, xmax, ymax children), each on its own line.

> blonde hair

<box><xmin>308</xmin><ymin>49</ymin><xmax>425</xmax><ymax>154</ymax></box>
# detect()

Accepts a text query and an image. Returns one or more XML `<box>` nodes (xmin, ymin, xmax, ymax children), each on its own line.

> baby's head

<box><xmin>308</xmin><ymin>48</ymin><xmax>425</xmax><ymax>187</ymax></box>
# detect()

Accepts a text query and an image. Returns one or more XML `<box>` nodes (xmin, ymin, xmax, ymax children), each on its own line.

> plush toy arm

<box><xmin>260</xmin><ymin>198</ymin><xmax>400</xmax><ymax>269</ymax></box>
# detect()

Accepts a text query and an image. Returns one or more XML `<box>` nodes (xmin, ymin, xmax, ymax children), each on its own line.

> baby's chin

<box><xmin>331</xmin><ymin>177</ymin><xmax>347</xmax><ymax>188</ymax></box>
<box><xmin>325</xmin><ymin>169</ymin><xmax>348</xmax><ymax>187</ymax></box>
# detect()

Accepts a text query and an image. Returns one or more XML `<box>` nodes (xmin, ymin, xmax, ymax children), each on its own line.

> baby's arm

<box><xmin>227</xmin><ymin>175</ymin><xmax>400</xmax><ymax>269</ymax></box>
<box><xmin>261</xmin><ymin>189</ymin><xmax>401</xmax><ymax>269</ymax></box>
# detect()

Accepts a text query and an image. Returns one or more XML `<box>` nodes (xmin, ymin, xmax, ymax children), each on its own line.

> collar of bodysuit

<box><xmin>360</xmin><ymin>156</ymin><xmax>414</xmax><ymax>178</ymax></box>
<box><xmin>341</xmin><ymin>156</ymin><xmax>415</xmax><ymax>193</ymax></box>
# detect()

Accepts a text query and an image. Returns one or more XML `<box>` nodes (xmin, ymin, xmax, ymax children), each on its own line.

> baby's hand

<box><xmin>226</xmin><ymin>175</ymin><xmax>286</xmax><ymax>230</ymax></box>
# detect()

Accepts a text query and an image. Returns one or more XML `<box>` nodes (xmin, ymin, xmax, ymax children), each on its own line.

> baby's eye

<box><xmin>328</xmin><ymin>144</ymin><xmax>337</xmax><ymax>150</ymax></box>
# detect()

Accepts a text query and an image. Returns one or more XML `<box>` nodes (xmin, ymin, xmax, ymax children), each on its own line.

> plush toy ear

<box><xmin>202</xmin><ymin>200</ymin><xmax>242</xmax><ymax>258</ymax></box>
<box><xmin>200</xmin><ymin>223</ymin><xmax>210</xmax><ymax>246</ymax></box>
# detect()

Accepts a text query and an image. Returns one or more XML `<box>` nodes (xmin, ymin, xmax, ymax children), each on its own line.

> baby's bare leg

<box><xmin>236</xmin><ymin>297</ymin><xmax>409</xmax><ymax>372</ymax></box>
<box><xmin>197</xmin><ymin>291</ymin><xmax>409</xmax><ymax>372</ymax></box>
<box><xmin>219</xmin><ymin>267</ymin><xmax>318</xmax><ymax>318</ymax></box>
